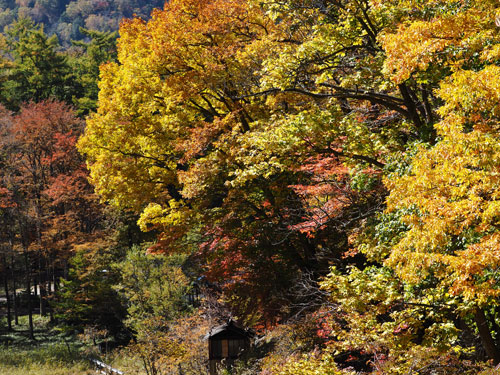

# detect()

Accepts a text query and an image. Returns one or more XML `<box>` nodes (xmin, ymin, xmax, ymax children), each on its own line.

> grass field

<box><xmin>0</xmin><ymin>315</ymin><xmax>93</xmax><ymax>375</ymax></box>
<box><xmin>0</xmin><ymin>345</ymin><xmax>94</xmax><ymax>375</ymax></box>
<box><xmin>0</xmin><ymin>315</ymin><xmax>146</xmax><ymax>375</ymax></box>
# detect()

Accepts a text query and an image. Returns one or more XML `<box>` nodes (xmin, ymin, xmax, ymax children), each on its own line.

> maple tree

<box><xmin>0</xmin><ymin>100</ymin><xmax>108</xmax><ymax>339</ymax></box>
<box><xmin>299</xmin><ymin>0</ymin><xmax>500</xmax><ymax>370</ymax></box>
<box><xmin>53</xmin><ymin>0</ymin><xmax>500</xmax><ymax>372</ymax></box>
<box><xmin>78</xmin><ymin>0</ymin><xmax>298</xmax><ymax>321</ymax></box>
<box><xmin>375</xmin><ymin>0</ymin><xmax>500</xmax><ymax>364</ymax></box>
<box><xmin>79</xmin><ymin>0</ymin><xmax>396</xmax><ymax>323</ymax></box>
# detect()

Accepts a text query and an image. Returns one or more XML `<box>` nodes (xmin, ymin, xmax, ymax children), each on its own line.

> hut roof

<box><xmin>204</xmin><ymin>319</ymin><xmax>254</xmax><ymax>340</ymax></box>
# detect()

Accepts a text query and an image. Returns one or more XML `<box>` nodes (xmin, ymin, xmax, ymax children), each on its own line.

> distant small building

<box><xmin>205</xmin><ymin>319</ymin><xmax>253</xmax><ymax>375</ymax></box>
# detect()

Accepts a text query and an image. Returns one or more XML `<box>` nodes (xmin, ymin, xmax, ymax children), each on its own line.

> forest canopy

<box><xmin>2</xmin><ymin>0</ymin><xmax>500</xmax><ymax>374</ymax></box>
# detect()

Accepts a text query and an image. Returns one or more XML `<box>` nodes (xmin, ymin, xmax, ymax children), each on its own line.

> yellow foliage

<box><xmin>381</xmin><ymin>0</ymin><xmax>500</xmax><ymax>83</ymax></box>
<box><xmin>78</xmin><ymin>0</ymin><xmax>273</xmax><ymax>234</ymax></box>
<box><xmin>383</xmin><ymin>7</ymin><xmax>500</xmax><ymax>304</ymax></box>
<box><xmin>268</xmin><ymin>352</ymin><xmax>342</xmax><ymax>375</ymax></box>
<box><xmin>385</xmin><ymin>119</ymin><xmax>500</xmax><ymax>303</ymax></box>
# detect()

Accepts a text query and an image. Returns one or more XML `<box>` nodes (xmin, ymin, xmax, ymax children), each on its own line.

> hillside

<box><xmin>0</xmin><ymin>0</ymin><xmax>164</xmax><ymax>45</ymax></box>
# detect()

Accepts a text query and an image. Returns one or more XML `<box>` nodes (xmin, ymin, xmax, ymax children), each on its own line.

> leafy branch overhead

<box><xmin>78</xmin><ymin>0</ymin><xmax>500</xmax><ymax>349</ymax></box>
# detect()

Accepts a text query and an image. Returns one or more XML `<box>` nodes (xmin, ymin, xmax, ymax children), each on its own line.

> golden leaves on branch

<box><xmin>381</xmin><ymin>1</ymin><xmax>500</xmax><ymax>84</ymax></box>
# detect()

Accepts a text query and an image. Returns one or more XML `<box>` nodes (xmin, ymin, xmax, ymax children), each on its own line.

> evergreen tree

<box><xmin>0</xmin><ymin>17</ymin><xmax>78</xmax><ymax>108</ymax></box>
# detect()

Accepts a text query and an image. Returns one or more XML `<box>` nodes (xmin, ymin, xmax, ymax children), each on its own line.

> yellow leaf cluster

<box><xmin>381</xmin><ymin>0</ymin><xmax>500</xmax><ymax>83</ymax></box>
<box><xmin>384</xmin><ymin>52</ymin><xmax>500</xmax><ymax>306</ymax></box>
<box><xmin>268</xmin><ymin>352</ymin><xmax>342</xmax><ymax>375</ymax></box>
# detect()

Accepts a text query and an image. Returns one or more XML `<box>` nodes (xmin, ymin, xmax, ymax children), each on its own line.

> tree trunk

<box><xmin>2</xmin><ymin>255</ymin><xmax>12</xmax><ymax>331</ymax></box>
<box><xmin>53</xmin><ymin>259</ymin><xmax>59</xmax><ymax>293</ymax></box>
<box><xmin>24</xmin><ymin>251</ymin><xmax>34</xmax><ymax>340</ymax></box>
<box><xmin>474</xmin><ymin>307</ymin><xmax>500</xmax><ymax>364</ymax></box>
<box><xmin>11</xmin><ymin>254</ymin><xmax>18</xmax><ymax>325</ymax></box>
<box><xmin>33</xmin><ymin>275</ymin><xmax>38</xmax><ymax>297</ymax></box>
<box><xmin>38</xmin><ymin>254</ymin><xmax>47</xmax><ymax>316</ymax></box>
<box><xmin>34</xmin><ymin>194</ymin><xmax>47</xmax><ymax>317</ymax></box>
<box><xmin>47</xmin><ymin>256</ymin><xmax>54</xmax><ymax>322</ymax></box>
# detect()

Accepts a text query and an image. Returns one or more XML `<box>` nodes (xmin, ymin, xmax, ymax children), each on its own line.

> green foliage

<box><xmin>116</xmin><ymin>245</ymin><xmax>191</xmax><ymax>331</ymax></box>
<box><xmin>55</xmin><ymin>242</ymin><xmax>127</xmax><ymax>338</ymax></box>
<box><xmin>0</xmin><ymin>17</ymin><xmax>78</xmax><ymax>108</ymax></box>
<box><xmin>0</xmin><ymin>0</ymin><xmax>499</xmax><ymax>373</ymax></box>
<box><xmin>70</xmin><ymin>27</ymin><xmax>117</xmax><ymax>115</ymax></box>
<box><xmin>115</xmin><ymin>246</ymin><xmax>208</xmax><ymax>375</ymax></box>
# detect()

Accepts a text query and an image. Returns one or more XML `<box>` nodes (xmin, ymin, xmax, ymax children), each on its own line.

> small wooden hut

<box><xmin>206</xmin><ymin>319</ymin><xmax>253</xmax><ymax>375</ymax></box>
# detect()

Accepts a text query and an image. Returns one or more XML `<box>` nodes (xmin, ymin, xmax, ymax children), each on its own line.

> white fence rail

<box><xmin>90</xmin><ymin>358</ymin><xmax>124</xmax><ymax>375</ymax></box>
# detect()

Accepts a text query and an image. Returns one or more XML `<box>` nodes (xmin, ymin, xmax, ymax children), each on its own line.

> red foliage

<box><xmin>288</xmin><ymin>156</ymin><xmax>352</xmax><ymax>237</ymax></box>
<box><xmin>0</xmin><ymin>187</ymin><xmax>16</xmax><ymax>208</ymax></box>
<box><xmin>2</xmin><ymin>100</ymin><xmax>103</xmax><ymax>256</ymax></box>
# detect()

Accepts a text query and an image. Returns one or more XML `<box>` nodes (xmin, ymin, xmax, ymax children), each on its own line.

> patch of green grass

<box><xmin>0</xmin><ymin>345</ymin><xmax>93</xmax><ymax>375</ymax></box>
<box><xmin>0</xmin><ymin>315</ymin><xmax>93</xmax><ymax>375</ymax></box>
<box><xmin>107</xmin><ymin>348</ymin><xmax>144</xmax><ymax>375</ymax></box>
<box><xmin>0</xmin><ymin>314</ymin><xmax>146</xmax><ymax>374</ymax></box>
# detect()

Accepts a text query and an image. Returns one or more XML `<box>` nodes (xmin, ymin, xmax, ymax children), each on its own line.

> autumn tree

<box><xmin>79</xmin><ymin>0</ymin><xmax>301</xmax><ymax>322</ymax></box>
<box><xmin>78</xmin><ymin>0</ymin><xmax>500</xmax><ymax>371</ymax></box>
<box><xmin>379</xmin><ymin>0</ymin><xmax>500</xmax><ymax>363</ymax></box>
<box><xmin>311</xmin><ymin>0</ymin><xmax>500</xmax><ymax>369</ymax></box>
<box><xmin>79</xmin><ymin>0</ymin><xmax>399</xmax><ymax>325</ymax></box>
<box><xmin>0</xmin><ymin>178</ymin><xmax>17</xmax><ymax>332</ymax></box>
<box><xmin>0</xmin><ymin>100</ymin><xmax>105</xmax><ymax>324</ymax></box>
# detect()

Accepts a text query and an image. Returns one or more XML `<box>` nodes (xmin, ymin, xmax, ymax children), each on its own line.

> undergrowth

<box><xmin>0</xmin><ymin>315</ymin><xmax>93</xmax><ymax>375</ymax></box>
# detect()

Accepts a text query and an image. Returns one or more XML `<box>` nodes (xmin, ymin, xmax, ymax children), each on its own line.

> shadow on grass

<box><xmin>0</xmin><ymin>315</ymin><xmax>92</xmax><ymax>371</ymax></box>
<box><xmin>0</xmin><ymin>343</ymin><xmax>86</xmax><ymax>367</ymax></box>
